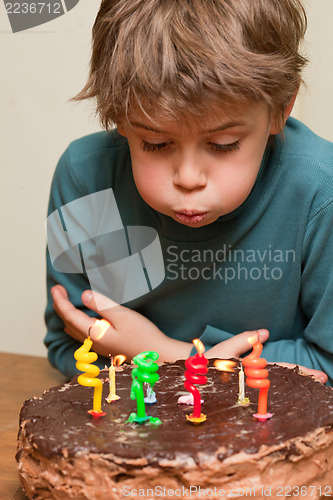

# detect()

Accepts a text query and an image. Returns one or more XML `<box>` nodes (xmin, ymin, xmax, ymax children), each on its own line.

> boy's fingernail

<box><xmin>257</xmin><ymin>329</ymin><xmax>268</xmax><ymax>340</ymax></box>
<box><xmin>82</xmin><ymin>291</ymin><xmax>93</xmax><ymax>304</ymax></box>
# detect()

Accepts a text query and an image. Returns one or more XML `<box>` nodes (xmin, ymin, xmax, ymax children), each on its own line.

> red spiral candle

<box><xmin>184</xmin><ymin>339</ymin><xmax>208</xmax><ymax>424</ymax></box>
<box><xmin>242</xmin><ymin>341</ymin><xmax>273</xmax><ymax>422</ymax></box>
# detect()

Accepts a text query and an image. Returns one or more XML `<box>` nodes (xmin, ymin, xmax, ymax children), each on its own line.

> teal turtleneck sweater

<box><xmin>45</xmin><ymin>117</ymin><xmax>333</xmax><ymax>384</ymax></box>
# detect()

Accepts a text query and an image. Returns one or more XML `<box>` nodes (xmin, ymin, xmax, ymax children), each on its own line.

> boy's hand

<box><xmin>275</xmin><ymin>362</ymin><xmax>328</xmax><ymax>384</ymax></box>
<box><xmin>51</xmin><ymin>286</ymin><xmax>328</xmax><ymax>384</ymax></box>
<box><xmin>51</xmin><ymin>285</ymin><xmax>191</xmax><ymax>361</ymax></box>
<box><xmin>206</xmin><ymin>329</ymin><xmax>270</xmax><ymax>359</ymax></box>
<box><xmin>206</xmin><ymin>329</ymin><xmax>327</xmax><ymax>384</ymax></box>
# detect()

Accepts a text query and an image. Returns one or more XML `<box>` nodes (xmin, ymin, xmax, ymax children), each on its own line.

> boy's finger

<box><xmin>222</xmin><ymin>329</ymin><xmax>269</xmax><ymax>358</ymax></box>
<box><xmin>52</xmin><ymin>286</ymin><xmax>96</xmax><ymax>337</ymax></box>
<box><xmin>51</xmin><ymin>285</ymin><xmax>76</xmax><ymax>315</ymax></box>
<box><xmin>256</xmin><ymin>329</ymin><xmax>270</xmax><ymax>343</ymax></box>
<box><xmin>51</xmin><ymin>284</ymin><xmax>68</xmax><ymax>299</ymax></box>
<box><xmin>82</xmin><ymin>289</ymin><xmax>127</xmax><ymax>332</ymax></box>
<box><xmin>82</xmin><ymin>290</ymin><xmax>121</xmax><ymax>314</ymax></box>
<box><xmin>277</xmin><ymin>362</ymin><xmax>328</xmax><ymax>384</ymax></box>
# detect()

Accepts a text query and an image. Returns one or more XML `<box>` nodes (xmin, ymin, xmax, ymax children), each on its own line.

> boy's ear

<box><xmin>117</xmin><ymin>124</ymin><xmax>126</xmax><ymax>137</ymax></box>
<box><xmin>270</xmin><ymin>91</ymin><xmax>298</xmax><ymax>135</ymax></box>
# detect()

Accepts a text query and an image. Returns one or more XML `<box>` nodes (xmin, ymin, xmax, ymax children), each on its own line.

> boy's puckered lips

<box><xmin>175</xmin><ymin>210</ymin><xmax>208</xmax><ymax>225</ymax></box>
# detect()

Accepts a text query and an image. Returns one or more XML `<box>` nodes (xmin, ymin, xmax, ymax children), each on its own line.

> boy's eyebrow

<box><xmin>206</xmin><ymin>122</ymin><xmax>245</xmax><ymax>133</ymax></box>
<box><xmin>129</xmin><ymin>122</ymin><xmax>164</xmax><ymax>133</ymax></box>
<box><xmin>129</xmin><ymin>120</ymin><xmax>244</xmax><ymax>134</ymax></box>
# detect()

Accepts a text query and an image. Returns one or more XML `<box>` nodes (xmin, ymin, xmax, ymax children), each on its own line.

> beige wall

<box><xmin>293</xmin><ymin>0</ymin><xmax>333</xmax><ymax>140</ymax></box>
<box><xmin>1</xmin><ymin>0</ymin><xmax>333</xmax><ymax>357</ymax></box>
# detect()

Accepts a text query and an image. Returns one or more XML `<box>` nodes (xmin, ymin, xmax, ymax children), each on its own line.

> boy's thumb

<box><xmin>82</xmin><ymin>290</ymin><xmax>119</xmax><ymax>313</ymax></box>
<box><xmin>222</xmin><ymin>329</ymin><xmax>269</xmax><ymax>358</ymax></box>
<box><xmin>256</xmin><ymin>329</ymin><xmax>270</xmax><ymax>343</ymax></box>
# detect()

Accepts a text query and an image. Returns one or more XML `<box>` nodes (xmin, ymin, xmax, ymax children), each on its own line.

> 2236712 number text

<box><xmin>5</xmin><ymin>3</ymin><xmax>62</xmax><ymax>15</ymax></box>
<box><xmin>276</xmin><ymin>486</ymin><xmax>332</xmax><ymax>497</ymax></box>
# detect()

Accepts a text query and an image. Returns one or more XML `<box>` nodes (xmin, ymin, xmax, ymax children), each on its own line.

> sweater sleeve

<box><xmin>261</xmin><ymin>200</ymin><xmax>333</xmax><ymax>386</ymax></box>
<box><xmin>194</xmin><ymin>202</ymin><xmax>333</xmax><ymax>386</ymax></box>
<box><xmin>44</xmin><ymin>148</ymin><xmax>109</xmax><ymax>379</ymax></box>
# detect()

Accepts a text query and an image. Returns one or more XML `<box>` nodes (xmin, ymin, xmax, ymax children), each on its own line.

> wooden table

<box><xmin>0</xmin><ymin>352</ymin><xmax>67</xmax><ymax>500</ymax></box>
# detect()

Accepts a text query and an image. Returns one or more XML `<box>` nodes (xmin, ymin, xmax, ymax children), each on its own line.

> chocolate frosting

<box><xmin>18</xmin><ymin>360</ymin><xmax>333</xmax><ymax>467</ymax></box>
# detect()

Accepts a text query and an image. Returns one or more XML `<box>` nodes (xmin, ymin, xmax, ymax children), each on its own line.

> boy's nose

<box><xmin>173</xmin><ymin>160</ymin><xmax>207</xmax><ymax>191</ymax></box>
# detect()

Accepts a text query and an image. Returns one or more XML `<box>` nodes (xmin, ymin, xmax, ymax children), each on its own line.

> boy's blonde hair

<box><xmin>73</xmin><ymin>0</ymin><xmax>307</xmax><ymax>131</ymax></box>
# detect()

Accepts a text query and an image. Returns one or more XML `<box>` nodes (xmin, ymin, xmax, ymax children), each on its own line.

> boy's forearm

<box><xmin>157</xmin><ymin>337</ymin><xmax>193</xmax><ymax>363</ymax></box>
<box><xmin>95</xmin><ymin>333</ymin><xmax>193</xmax><ymax>363</ymax></box>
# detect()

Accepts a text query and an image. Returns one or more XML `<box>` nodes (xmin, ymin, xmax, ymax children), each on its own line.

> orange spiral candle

<box><xmin>242</xmin><ymin>342</ymin><xmax>273</xmax><ymax>422</ymax></box>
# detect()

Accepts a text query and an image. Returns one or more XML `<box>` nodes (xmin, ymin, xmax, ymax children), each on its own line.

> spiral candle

<box><xmin>74</xmin><ymin>337</ymin><xmax>106</xmax><ymax>419</ymax></box>
<box><xmin>127</xmin><ymin>351</ymin><xmax>161</xmax><ymax>425</ymax></box>
<box><xmin>184</xmin><ymin>339</ymin><xmax>208</xmax><ymax>424</ymax></box>
<box><xmin>242</xmin><ymin>342</ymin><xmax>273</xmax><ymax>421</ymax></box>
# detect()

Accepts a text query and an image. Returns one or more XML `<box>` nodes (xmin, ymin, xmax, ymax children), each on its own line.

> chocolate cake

<box><xmin>17</xmin><ymin>360</ymin><xmax>333</xmax><ymax>500</ymax></box>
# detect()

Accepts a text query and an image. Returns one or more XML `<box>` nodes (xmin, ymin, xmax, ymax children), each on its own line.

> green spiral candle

<box><xmin>127</xmin><ymin>351</ymin><xmax>162</xmax><ymax>425</ymax></box>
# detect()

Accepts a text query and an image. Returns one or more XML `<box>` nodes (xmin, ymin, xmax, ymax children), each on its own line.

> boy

<box><xmin>46</xmin><ymin>0</ymin><xmax>333</xmax><ymax>384</ymax></box>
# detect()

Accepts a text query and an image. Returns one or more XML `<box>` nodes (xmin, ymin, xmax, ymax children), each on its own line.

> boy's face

<box><xmin>118</xmin><ymin>101</ymin><xmax>277</xmax><ymax>228</ymax></box>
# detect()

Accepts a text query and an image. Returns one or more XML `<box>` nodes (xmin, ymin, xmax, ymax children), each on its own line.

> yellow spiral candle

<box><xmin>74</xmin><ymin>337</ymin><xmax>103</xmax><ymax>414</ymax></box>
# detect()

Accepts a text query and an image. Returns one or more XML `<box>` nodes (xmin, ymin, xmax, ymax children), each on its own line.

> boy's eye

<box><xmin>140</xmin><ymin>140</ymin><xmax>169</xmax><ymax>152</ymax></box>
<box><xmin>208</xmin><ymin>141</ymin><xmax>240</xmax><ymax>154</ymax></box>
<box><xmin>140</xmin><ymin>139</ymin><xmax>241</xmax><ymax>154</ymax></box>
